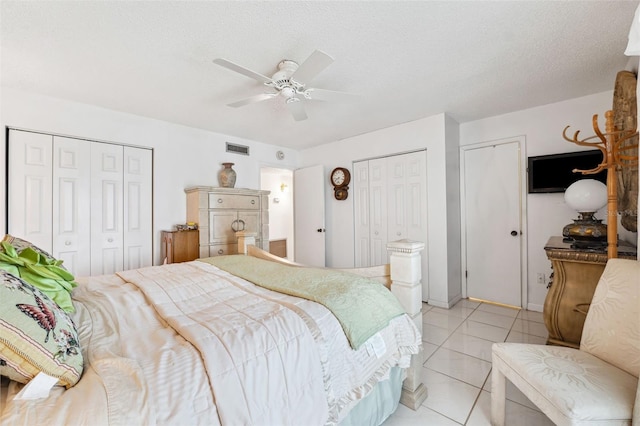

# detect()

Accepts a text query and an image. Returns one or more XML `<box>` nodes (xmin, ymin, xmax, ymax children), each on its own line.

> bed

<box><xmin>0</xmin><ymin>236</ymin><xmax>426</xmax><ymax>425</ymax></box>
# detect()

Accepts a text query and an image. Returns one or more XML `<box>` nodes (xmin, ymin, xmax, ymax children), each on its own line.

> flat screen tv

<box><xmin>527</xmin><ymin>150</ymin><xmax>607</xmax><ymax>193</ymax></box>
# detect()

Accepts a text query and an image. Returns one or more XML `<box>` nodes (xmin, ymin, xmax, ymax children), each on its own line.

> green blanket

<box><xmin>0</xmin><ymin>241</ymin><xmax>77</xmax><ymax>312</ymax></box>
<box><xmin>202</xmin><ymin>255</ymin><xmax>405</xmax><ymax>350</ymax></box>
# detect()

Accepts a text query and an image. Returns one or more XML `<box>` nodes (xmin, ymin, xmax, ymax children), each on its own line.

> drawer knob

<box><xmin>251</xmin><ymin>200</ymin><xmax>255</xmax><ymax>204</ymax></box>
<box><xmin>217</xmin><ymin>198</ymin><xmax>223</xmax><ymax>204</ymax></box>
<box><xmin>108</xmin><ymin>238</ymin><xmax>114</xmax><ymax>243</ymax></box>
<box><xmin>65</xmin><ymin>241</ymin><xmax>71</xmax><ymax>246</ymax></box>
<box><xmin>218</xmin><ymin>249</ymin><xmax>224</xmax><ymax>255</ymax></box>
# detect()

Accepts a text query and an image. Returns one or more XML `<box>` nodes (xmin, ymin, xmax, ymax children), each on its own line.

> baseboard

<box><xmin>526</xmin><ymin>303</ymin><xmax>543</xmax><ymax>312</ymax></box>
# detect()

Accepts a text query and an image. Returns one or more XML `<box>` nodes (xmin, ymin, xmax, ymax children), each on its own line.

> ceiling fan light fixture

<box><xmin>281</xmin><ymin>86</ymin><xmax>296</xmax><ymax>99</ymax></box>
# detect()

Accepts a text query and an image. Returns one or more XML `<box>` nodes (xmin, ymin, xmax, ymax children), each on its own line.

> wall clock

<box><xmin>330</xmin><ymin>167</ymin><xmax>351</xmax><ymax>200</ymax></box>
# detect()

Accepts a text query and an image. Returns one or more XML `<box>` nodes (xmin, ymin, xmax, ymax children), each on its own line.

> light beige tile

<box><xmin>441</xmin><ymin>331</ymin><xmax>495</xmax><ymax>362</ymax></box>
<box><xmin>423</xmin><ymin>310</ymin><xmax>465</xmax><ymax>331</ymax></box>
<box><xmin>484</xmin><ymin>370</ymin><xmax>543</xmax><ymax>411</ymax></box>
<box><xmin>421</xmin><ymin>368</ymin><xmax>482</xmax><ymax>424</ymax></box>
<box><xmin>517</xmin><ymin>309</ymin><xmax>544</xmax><ymax>323</ymax></box>
<box><xmin>510</xmin><ymin>318</ymin><xmax>548</xmax><ymax>338</ymax></box>
<box><xmin>382</xmin><ymin>403</ymin><xmax>460</xmax><ymax>426</ymax></box>
<box><xmin>430</xmin><ymin>304</ymin><xmax>477</xmax><ymax>319</ymax></box>
<box><xmin>467</xmin><ymin>390</ymin><xmax>554</xmax><ymax>426</ymax></box>
<box><xmin>505</xmin><ymin>331</ymin><xmax>547</xmax><ymax>345</ymax></box>
<box><xmin>458</xmin><ymin>299</ymin><xmax>481</xmax><ymax>309</ymax></box>
<box><xmin>468</xmin><ymin>310</ymin><xmax>516</xmax><ymax>329</ymax></box>
<box><xmin>425</xmin><ymin>347</ymin><xmax>491</xmax><ymax>388</ymax></box>
<box><xmin>458</xmin><ymin>320</ymin><xmax>509</xmax><ymax>342</ymax></box>
<box><xmin>423</xmin><ymin>324</ymin><xmax>452</xmax><ymax>346</ymax></box>
<box><xmin>476</xmin><ymin>303</ymin><xmax>519</xmax><ymax>318</ymax></box>
<box><xmin>422</xmin><ymin>341</ymin><xmax>439</xmax><ymax>363</ymax></box>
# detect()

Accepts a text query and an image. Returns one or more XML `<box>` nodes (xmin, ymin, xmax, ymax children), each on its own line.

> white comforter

<box><xmin>1</xmin><ymin>261</ymin><xmax>420</xmax><ymax>425</ymax></box>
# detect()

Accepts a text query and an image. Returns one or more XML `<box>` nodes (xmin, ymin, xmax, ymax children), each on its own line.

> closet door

<box><xmin>387</xmin><ymin>155</ymin><xmax>408</xmax><ymax>241</ymax></box>
<box><xmin>52</xmin><ymin>137</ymin><xmax>91</xmax><ymax>277</ymax></box>
<box><xmin>123</xmin><ymin>146</ymin><xmax>152</xmax><ymax>270</ymax></box>
<box><xmin>8</xmin><ymin>131</ymin><xmax>53</xmax><ymax>252</ymax></box>
<box><xmin>353</xmin><ymin>161</ymin><xmax>370</xmax><ymax>267</ymax></box>
<box><xmin>369</xmin><ymin>158</ymin><xmax>388</xmax><ymax>266</ymax></box>
<box><xmin>91</xmin><ymin>143</ymin><xmax>124</xmax><ymax>275</ymax></box>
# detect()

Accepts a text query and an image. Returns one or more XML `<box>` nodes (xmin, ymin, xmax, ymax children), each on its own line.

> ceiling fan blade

<box><xmin>213</xmin><ymin>58</ymin><xmax>272</xmax><ymax>84</ymax></box>
<box><xmin>286</xmin><ymin>98</ymin><xmax>308</xmax><ymax>121</ymax></box>
<box><xmin>290</xmin><ymin>50</ymin><xmax>334</xmax><ymax>85</ymax></box>
<box><xmin>305</xmin><ymin>88</ymin><xmax>357</xmax><ymax>102</ymax></box>
<box><xmin>227</xmin><ymin>93</ymin><xmax>277</xmax><ymax>108</ymax></box>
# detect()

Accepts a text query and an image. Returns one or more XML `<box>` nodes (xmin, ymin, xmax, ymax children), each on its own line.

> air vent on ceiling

<box><xmin>226</xmin><ymin>142</ymin><xmax>250</xmax><ymax>156</ymax></box>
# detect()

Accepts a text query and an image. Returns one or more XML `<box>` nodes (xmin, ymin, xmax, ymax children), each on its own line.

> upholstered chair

<box><xmin>491</xmin><ymin>258</ymin><xmax>639</xmax><ymax>425</ymax></box>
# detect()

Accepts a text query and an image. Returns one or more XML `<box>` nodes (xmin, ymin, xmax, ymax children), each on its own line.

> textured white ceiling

<box><xmin>1</xmin><ymin>1</ymin><xmax>637</xmax><ymax>149</ymax></box>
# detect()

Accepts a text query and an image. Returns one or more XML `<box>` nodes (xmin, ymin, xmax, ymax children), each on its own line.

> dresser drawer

<box><xmin>209</xmin><ymin>244</ymin><xmax>238</xmax><ymax>257</ymax></box>
<box><xmin>209</xmin><ymin>194</ymin><xmax>259</xmax><ymax>210</ymax></box>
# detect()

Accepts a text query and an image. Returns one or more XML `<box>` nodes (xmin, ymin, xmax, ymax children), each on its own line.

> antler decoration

<box><xmin>563</xmin><ymin>110</ymin><xmax>639</xmax><ymax>258</ymax></box>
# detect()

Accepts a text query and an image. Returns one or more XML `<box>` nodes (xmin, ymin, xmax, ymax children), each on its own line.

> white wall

<box><xmin>0</xmin><ymin>87</ymin><xmax>299</xmax><ymax>265</ymax></box>
<box><xmin>460</xmin><ymin>90</ymin><xmax>638</xmax><ymax>309</ymax></box>
<box><xmin>299</xmin><ymin>113</ymin><xmax>462</xmax><ymax>308</ymax></box>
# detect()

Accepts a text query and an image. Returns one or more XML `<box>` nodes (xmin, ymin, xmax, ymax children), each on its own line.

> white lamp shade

<box><xmin>564</xmin><ymin>179</ymin><xmax>607</xmax><ymax>212</ymax></box>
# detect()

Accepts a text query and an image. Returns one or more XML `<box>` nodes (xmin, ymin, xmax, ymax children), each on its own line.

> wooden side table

<box><xmin>543</xmin><ymin>236</ymin><xmax>637</xmax><ymax>348</ymax></box>
<box><xmin>161</xmin><ymin>229</ymin><xmax>199</xmax><ymax>264</ymax></box>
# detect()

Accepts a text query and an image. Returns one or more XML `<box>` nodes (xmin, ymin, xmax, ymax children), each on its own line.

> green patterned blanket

<box><xmin>201</xmin><ymin>255</ymin><xmax>405</xmax><ymax>350</ymax></box>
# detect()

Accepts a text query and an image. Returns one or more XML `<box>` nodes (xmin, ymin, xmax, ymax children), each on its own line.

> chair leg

<box><xmin>491</xmin><ymin>367</ymin><xmax>506</xmax><ymax>426</ymax></box>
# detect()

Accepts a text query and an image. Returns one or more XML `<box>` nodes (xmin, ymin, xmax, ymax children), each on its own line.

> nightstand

<box><xmin>161</xmin><ymin>229</ymin><xmax>199</xmax><ymax>264</ymax></box>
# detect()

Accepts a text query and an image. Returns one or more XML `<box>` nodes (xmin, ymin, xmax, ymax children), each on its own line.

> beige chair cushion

<box><xmin>580</xmin><ymin>259</ymin><xmax>640</xmax><ymax>378</ymax></box>
<box><xmin>493</xmin><ymin>343</ymin><xmax>637</xmax><ymax>423</ymax></box>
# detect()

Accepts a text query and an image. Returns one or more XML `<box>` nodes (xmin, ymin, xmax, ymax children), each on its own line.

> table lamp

<box><xmin>562</xmin><ymin>179</ymin><xmax>608</xmax><ymax>248</ymax></box>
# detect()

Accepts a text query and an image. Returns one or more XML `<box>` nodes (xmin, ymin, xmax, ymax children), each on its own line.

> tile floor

<box><xmin>383</xmin><ymin>299</ymin><xmax>555</xmax><ymax>426</ymax></box>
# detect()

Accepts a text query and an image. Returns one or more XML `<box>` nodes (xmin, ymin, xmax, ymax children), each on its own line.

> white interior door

<box><xmin>294</xmin><ymin>165</ymin><xmax>325</xmax><ymax>267</ymax></box>
<box><xmin>369</xmin><ymin>158</ymin><xmax>388</xmax><ymax>266</ymax></box>
<box><xmin>8</xmin><ymin>130</ymin><xmax>53</xmax><ymax>252</ymax></box>
<box><xmin>463</xmin><ymin>140</ymin><xmax>522</xmax><ymax>307</ymax></box>
<box><xmin>53</xmin><ymin>136</ymin><xmax>91</xmax><ymax>277</ymax></box>
<box><xmin>91</xmin><ymin>143</ymin><xmax>124</xmax><ymax>275</ymax></box>
<box><xmin>353</xmin><ymin>161</ymin><xmax>370</xmax><ymax>267</ymax></box>
<box><xmin>123</xmin><ymin>146</ymin><xmax>152</xmax><ymax>270</ymax></box>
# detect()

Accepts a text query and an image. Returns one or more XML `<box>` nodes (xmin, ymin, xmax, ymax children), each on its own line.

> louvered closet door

<box><xmin>8</xmin><ymin>131</ymin><xmax>53</xmax><ymax>252</ymax></box>
<box><xmin>353</xmin><ymin>161</ymin><xmax>370</xmax><ymax>267</ymax></box>
<box><xmin>52</xmin><ymin>137</ymin><xmax>91</xmax><ymax>277</ymax></box>
<box><xmin>369</xmin><ymin>158</ymin><xmax>388</xmax><ymax>266</ymax></box>
<box><xmin>123</xmin><ymin>146</ymin><xmax>152</xmax><ymax>270</ymax></box>
<box><xmin>91</xmin><ymin>143</ymin><xmax>124</xmax><ymax>275</ymax></box>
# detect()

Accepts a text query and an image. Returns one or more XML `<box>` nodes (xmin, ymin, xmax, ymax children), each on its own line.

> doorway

<box><xmin>260</xmin><ymin>167</ymin><xmax>294</xmax><ymax>261</ymax></box>
<box><xmin>460</xmin><ymin>137</ymin><xmax>527</xmax><ymax>308</ymax></box>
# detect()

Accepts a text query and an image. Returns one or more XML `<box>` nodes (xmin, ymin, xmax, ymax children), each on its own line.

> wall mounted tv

<box><xmin>527</xmin><ymin>150</ymin><xmax>607</xmax><ymax>193</ymax></box>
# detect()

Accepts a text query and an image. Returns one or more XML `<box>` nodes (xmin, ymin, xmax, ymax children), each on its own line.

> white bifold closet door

<box><xmin>8</xmin><ymin>129</ymin><xmax>152</xmax><ymax>277</ymax></box>
<box><xmin>354</xmin><ymin>150</ymin><xmax>428</xmax><ymax>299</ymax></box>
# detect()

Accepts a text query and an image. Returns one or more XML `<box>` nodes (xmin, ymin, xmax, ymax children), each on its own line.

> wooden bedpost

<box><xmin>236</xmin><ymin>231</ymin><xmax>257</xmax><ymax>255</ymax></box>
<box><xmin>387</xmin><ymin>239</ymin><xmax>427</xmax><ymax>410</ymax></box>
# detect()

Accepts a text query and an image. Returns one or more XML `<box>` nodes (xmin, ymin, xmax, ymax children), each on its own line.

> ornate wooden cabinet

<box><xmin>185</xmin><ymin>187</ymin><xmax>270</xmax><ymax>258</ymax></box>
<box><xmin>543</xmin><ymin>236</ymin><xmax>637</xmax><ymax>348</ymax></box>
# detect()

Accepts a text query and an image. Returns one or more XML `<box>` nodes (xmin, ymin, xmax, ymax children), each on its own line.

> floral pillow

<box><xmin>0</xmin><ymin>269</ymin><xmax>83</xmax><ymax>388</ymax></box>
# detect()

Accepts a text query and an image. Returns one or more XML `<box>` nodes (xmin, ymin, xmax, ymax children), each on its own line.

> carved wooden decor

<box><xmin>613</xmin><ymin>70</ymin><xmax>639</xmax><ymax>232</ymax></box>
<box><xmin>563</xmin><ymin>112</ymin><xmax>639</xmax><ymax>258</ymax></box>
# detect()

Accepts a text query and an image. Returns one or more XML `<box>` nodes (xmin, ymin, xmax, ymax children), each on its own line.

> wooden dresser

<box><xmin>543</xmin><ymin>236</ymin><xmax>637</xmax><ymax>348</ymax></box>
<box><xmin>161</xmin><ymin>229</ymin><xmax>199</xmax><ymax>264</ymax></box>
<box><xmin>185</xmin><ymin>187</ymin><xmax>270</xmax><ymax>258</ymax></box>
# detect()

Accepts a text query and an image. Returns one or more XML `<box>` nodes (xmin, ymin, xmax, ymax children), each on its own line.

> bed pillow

<box><xmin>0</xmin><ymin>238</ymin><xmax>77</xmax><ymax>313</ymax></box>
<box><xmin>0</xmin><ymin>269</ymin><xmax>83</xmax><ymax>388</ymax></box>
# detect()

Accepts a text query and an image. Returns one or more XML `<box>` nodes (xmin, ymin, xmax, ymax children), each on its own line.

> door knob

<box><xmin>316</xmin><ymin>228</ymin><xmax>325</xmax><ymax>233</ymax></box>
<box><xmin>511</xmin><ymin>230</ymin><xmax>518</xmax><ymax>236</ymax></box>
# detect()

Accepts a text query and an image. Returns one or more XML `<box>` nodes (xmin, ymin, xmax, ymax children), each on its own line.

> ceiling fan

<box><xmin>213</xmin><ymin>50</ymin><xmax>354</xmax><ymax>121</ymax></box>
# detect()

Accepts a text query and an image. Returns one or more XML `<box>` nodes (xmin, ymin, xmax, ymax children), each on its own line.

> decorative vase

<box><xmin>219</xmin><ymin>162</ymin><xmax>237</xmax><ymax>188</ymax></box>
